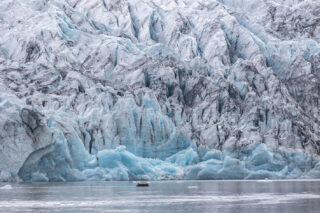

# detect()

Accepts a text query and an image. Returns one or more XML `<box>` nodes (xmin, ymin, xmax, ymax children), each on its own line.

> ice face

<box><xmin>17</xmin><ymin>143</ymin><xmax>320</xmax><ymax>181</ymax></box>
<box><xmin>1</xmin><ymin>0</ymin><xmax>320</xmax><ymax>181</ymax></box>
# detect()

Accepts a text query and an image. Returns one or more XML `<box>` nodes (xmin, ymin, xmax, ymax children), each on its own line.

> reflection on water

<box><xmin>0</xmin><ymin>180</ymin><xmax>319</xmax><ymax>213</ymax></box>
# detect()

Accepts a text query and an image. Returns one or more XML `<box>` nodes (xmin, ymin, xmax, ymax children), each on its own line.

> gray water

<box><xmin>0</xmin><ymin>180</ymin><xmax>320</xmax><ymax>213</ymax></box>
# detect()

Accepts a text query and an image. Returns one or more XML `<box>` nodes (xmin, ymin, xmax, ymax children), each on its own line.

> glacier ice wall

<box><xmin>0</xmin><ymin>0</ymin><xmax>320</xmax><ymax>181</ymax></box>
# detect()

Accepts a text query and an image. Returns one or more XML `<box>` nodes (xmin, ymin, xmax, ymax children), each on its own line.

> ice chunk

<box><xmin>31</xmin><ymin>172</ymin><xmax>49</xmax><ymax>182</ymax></box>
<box><xmin>246</xmin><ymin>170</ymin><xmax>273</xmax><ymax>179</ymax></box>
<box><xmin>0</xmin><ymin>184</ymin><xmax>12</xmax><ymax>190</ymax></box>
<box><xmin>165</xmin><ymin>147</ymin><xmax>199</xmax><ymax>166</ymax></box>
<box><xmin>305</xmin><ymin>162</ymin><xmax>320</xmax><ymax>178</ymax></box>
<box><xmin>245</xmin><ymin>144</ymin><xmax>286</xmax><ymax>172</ymax></box>
<box><xmin>216</xmin><ymin>156</ymin><xmax>250</xmax><ymax>179</ymax></box>
<box><xmin>184</xmin><ymin>159</ymin><xmax>223</xmax><ymax>179</ymax></box>
<box><xmin>202</xmin><ymin>149</ymin><xmax>223</xmax><ymax>161</ymax></box>
<box><xmin>96</xmin><ymin>146</ymin><xmax>183</xmax><ymax>180</ymax></box>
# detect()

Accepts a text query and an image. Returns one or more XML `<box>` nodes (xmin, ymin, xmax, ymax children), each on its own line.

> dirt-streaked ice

<box><xmin>0</xmin><ymin>0</ymin><xmax>320</xmax><ymax>181</ymax></box>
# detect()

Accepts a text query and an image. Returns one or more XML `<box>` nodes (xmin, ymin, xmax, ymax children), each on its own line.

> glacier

<box><xmin>0</xmin><ymin>0</ymin><xmax>320</xmax><ymax>181</ymax></box>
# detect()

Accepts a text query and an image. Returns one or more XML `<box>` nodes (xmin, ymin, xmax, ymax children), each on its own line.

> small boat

<box><xmin>136</xmin><ymin>182</ymin><xmax>149</xmax><ymax>187</ymax></box>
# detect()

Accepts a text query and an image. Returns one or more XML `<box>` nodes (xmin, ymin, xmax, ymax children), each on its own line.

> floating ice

<box><xmin>0</xmin><ymin>185</ymin><xmax>12</xmax><ymax>190</ymax></box>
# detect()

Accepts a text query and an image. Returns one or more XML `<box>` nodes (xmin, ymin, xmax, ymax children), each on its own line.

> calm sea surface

<box><xmin>0</xmin><ymin>180</ymin><xmax>320</xmax><ymax>212</ymax></box>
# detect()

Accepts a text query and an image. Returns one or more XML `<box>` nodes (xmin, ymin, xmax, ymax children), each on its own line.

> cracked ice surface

<box><xmin>1</xmin><ymin>0</ymin><xmax>320</xmax><ymax>181</ymax></box>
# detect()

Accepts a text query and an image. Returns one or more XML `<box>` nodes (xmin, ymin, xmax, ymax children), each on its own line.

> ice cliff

<box><xmin>1</xmin><ymin>0</ymin><xmax>320</xmax><ymax>181</ymax></box>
